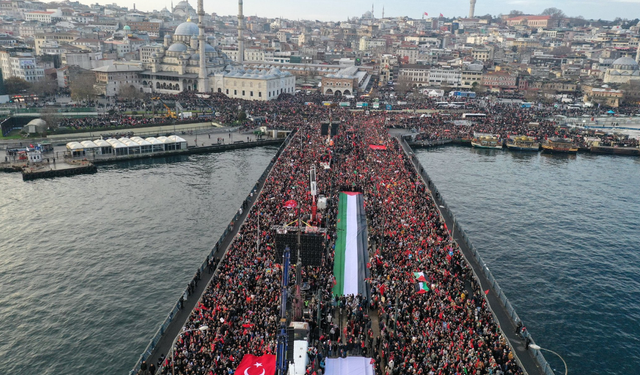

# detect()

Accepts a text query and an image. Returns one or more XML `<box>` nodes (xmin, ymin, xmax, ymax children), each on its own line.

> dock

<box><xmin>20</xmin><ymin>160</ymin><xmax>97</xmax><ymax>181</ymax></box>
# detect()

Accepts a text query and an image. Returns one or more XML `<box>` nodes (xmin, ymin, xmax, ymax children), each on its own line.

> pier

<box><xmin>134</xmin><ymin>117</ymin><xmax>555</xmax><ymax>375</ymax></box>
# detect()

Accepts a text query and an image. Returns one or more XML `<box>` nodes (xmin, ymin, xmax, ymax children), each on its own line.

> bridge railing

<box><xmin>401</xmin><ymin>139</ymin><xmax>554</xmax><ymax>375</ymax></box>
<box><xmin>129</xmin><ymin>129</ymin><xmax>296</xmax><ymax>375</ymax></box>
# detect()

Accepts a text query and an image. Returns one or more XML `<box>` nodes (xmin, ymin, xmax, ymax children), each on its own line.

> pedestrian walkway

<box><xmin>397</xmin><ymin>134</ymin><xmax>545</xmax><ymax>375</ymax></box>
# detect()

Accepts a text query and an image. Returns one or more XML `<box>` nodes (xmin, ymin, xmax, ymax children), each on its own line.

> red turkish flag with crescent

<box><xmin>234</xmin><ymin>354</ymin><xmax>276</xmax><ymax>375</ymax></box>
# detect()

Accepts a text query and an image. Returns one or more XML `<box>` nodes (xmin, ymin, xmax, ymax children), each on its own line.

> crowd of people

<box><xmin>39</xmin><ymin>91</ymin><xmax>639</xmax><ymax>151</ymax></box>
<box><xmin>155</xmin><ymin>111</ymin><xmax>524</xmax><ymax>375</ymax></box>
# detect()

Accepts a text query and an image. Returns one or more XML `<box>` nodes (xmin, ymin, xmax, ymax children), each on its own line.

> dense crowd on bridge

<box><xmin>45</xmin><ymin>92</ymin><xmax>639</xmax><ymax>149</ymax></box>
<box><xmin>154</xmin><ymin>112</ymin><xmax>523</xmax><ymax>375</ymax></box>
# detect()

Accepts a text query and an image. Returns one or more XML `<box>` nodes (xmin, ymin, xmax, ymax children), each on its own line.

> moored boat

<box><xmin>506</xmin><ymin>135</ymin><xmax>540</xmax><ymax>151</ymax></box>
<box><xmin>471</xmin><ymin>133</ymin><xmax>503</xmax><ymax>149</ymax></box>
<box><xmin>541</xmin><ymin>137</ymin><xmax>578</xmax><ymax>154</ymax></box>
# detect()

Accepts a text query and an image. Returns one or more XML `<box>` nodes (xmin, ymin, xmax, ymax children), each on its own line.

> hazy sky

<box><xmin>100</xmin><ymin>0</ymin><xmax>640</xmax><ymax>22</ymax></box>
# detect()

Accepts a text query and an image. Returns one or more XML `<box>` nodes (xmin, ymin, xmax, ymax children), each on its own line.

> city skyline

<box><xmin>74</xmin><ymin>0</ymin><xmax>640</xmax><ymax>22</ymax></box>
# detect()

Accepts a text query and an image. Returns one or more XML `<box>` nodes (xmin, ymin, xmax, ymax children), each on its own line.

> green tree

<box><xmin>4</xmin><ymin>77</ymin><xmax>31</xmax><ymax>95</ymax></box>
<box><xmin>508</xmin><ymin>10</ymin><xmax>524</xmax><ymax>17</ymax></box>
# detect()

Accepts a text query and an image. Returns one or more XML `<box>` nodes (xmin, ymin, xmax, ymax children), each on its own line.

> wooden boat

<box><xmin>541</xmin><ymin>137</ymin><xmax>578</xmax><ymax>154</ymax></box>
<box><xmin>471</xmin><ymin>133</ymin><xmax>503</xmax><ymax>149</ymax></box>
<box><xmin>506</xmin><ymin>135</ymin><xmax>540</xmax><ymax>151</ymax></box>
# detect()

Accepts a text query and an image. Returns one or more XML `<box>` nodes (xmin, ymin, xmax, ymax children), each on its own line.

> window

<box><xmin>226</xmin><ymin>89</ymin><xmax>229</xmax><ymax>94</ymax></box>
<box><xmin>250</xmin><ymin>91</ymin><xmax>253</xmax><ymax>96</ymax></box>
<box><xmin>259</xmin><ymin>92</ymin><xmax>262</xmax><ymax>97</ymax></box>
<box><xmin>234</xmin><ymin>90</ymin><xmax>237</xmax><ymax>95</ymax></box>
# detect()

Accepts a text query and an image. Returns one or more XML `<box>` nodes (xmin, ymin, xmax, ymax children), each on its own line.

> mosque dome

<box><xmin>123</xmin><ymin>25</ymin><xmax>131</xmax><ymax>31</ymax></box>
<box><xmin>174</xmin><ymin>21</ymin><xmax>199</xmax><ymax>36</ymax></box>
<box><xmin>611</xmin><ymin>57</ymin><xmax>638</xmax><ymax>70</ymax></box>
<box><xmin>168</xmin><ymin>42</ymin><xmax>188</xmax><ymax>52</ymax></box>
<box><xmin>173</xmin><ymin>0</ymin><xmax>194</xmax><ymax>11</ymax></box>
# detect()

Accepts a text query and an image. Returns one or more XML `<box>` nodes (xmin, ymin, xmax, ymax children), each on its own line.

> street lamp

<box><xmin>529</xmin><ymin>344</ymin><xmax>567</xmax><ymax>375</ymax></box>
<box><xmin>171</xmin><ymin>325</ymin><xmax>209</xmax><ymax>375</ymax></box>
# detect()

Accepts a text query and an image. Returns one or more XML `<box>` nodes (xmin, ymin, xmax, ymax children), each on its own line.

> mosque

<box><xmin>115</xmin><ymin>0</ymin><xmax>295</xmax><ymax>100</ymax></box>
<box><xmin>603</xmin><ymin>56</ymin><xmax>640</xmax><ymax>84</ymax></box>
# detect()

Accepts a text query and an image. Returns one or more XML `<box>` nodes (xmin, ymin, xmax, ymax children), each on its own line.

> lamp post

<box><xmin>171</xmin><ymin>325</ymin><xmax>208</xmax><ymax>375</ymax></box>
<box><xmin>529</xmin><ymin>344</ymin><xmax>567</xmax><ymax>375</ymax></box>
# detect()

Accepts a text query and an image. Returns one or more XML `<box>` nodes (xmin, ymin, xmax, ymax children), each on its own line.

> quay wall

<box><xmin>129</xmin><ymin>131</ymin><xmax>295</xmax><ymax>375</ymax></box>
<box><xmin>400</xmin><ymin>137</ymin><xmax>555</xmax><ymax>375</ymax></box>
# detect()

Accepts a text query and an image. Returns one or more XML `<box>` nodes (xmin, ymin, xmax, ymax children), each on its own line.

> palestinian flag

<box><xmin>416</xmin><ymin>282</ymin><xmax>429</xmax><ymax>294</ymax></box>
<box><xmin>413</xmin><ymin>272</ymin><xmax>427</xmax><ymax>282</ymax></box>
<box><xmin>333</xmin><ymin>192</ymin><xmax>369</xmax><ymax>298</ymax></box>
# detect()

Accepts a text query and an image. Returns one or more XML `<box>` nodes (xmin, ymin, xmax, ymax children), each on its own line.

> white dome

<box><xmin>167</xmin><ymin>42</ymin><xmax>187</xmax><ymax>52</ymax></box>
<box><xmin>611</xmin><ymin>57</ymin><xmax>638</xmax><ymax>70</ymax></box>
<box><xmin>174</xmin><ymin>21</ymin><xmax>199</xmax><ymax>36</ymax></box>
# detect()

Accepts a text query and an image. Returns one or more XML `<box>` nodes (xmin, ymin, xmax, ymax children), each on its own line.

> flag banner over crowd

<box><xmin>233</xmin><ymin>354</ymin><xmax>276</xmax><ymax>375</ymax></box>
<box><xmin>325</xmin><ymin>356</ymin><xmax>375</xmax><ymax>375</ymax></box>
<box><xmin>414</xmin><ymin>272</ymin><xmax>430</xmax><ymax>294</ymax></box>
<box><xmin>333</xmin><ymin>192</ymin><xmax>370</xmax><ymax>298</ymax></box>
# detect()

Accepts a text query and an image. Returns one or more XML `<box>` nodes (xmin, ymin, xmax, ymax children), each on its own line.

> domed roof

<box><xmin>174</xmin><ymin>21</ymin><xmax>199</xmax><ymax>36</ymax></box>
<box><xmin>123</xmin><ymin>25</ymin><xmax>131</xmax><ymax>31</ymax></box>
<box><xmin>611</xmin><ymin>57</ymin><xmax>638</xmax><ymax>70</ymax></box>
<box><xmin>168</xmin><ymin>42</ymin><xmax>188</xmax><ymax>52</ymax></box>
<box><xmin>204</xmin><ymin>43</ymin><xmax>216</xmax><ymax>52</ymax></box>
<box><xmin>173</xmin><ymin>0</ymin><xmax>194</xmax><ymax>10</ymax></box>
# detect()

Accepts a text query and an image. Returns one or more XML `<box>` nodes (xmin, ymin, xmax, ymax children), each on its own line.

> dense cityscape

<box><xmin>1</xmin><ymin>1</ymin><xmax>639</xmax><ymax>375</ymax></box>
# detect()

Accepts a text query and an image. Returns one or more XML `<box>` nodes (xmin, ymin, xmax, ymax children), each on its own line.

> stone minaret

<box><xmin>636</xmin><ymin>42</ymin><xmax>640</xmax><ymax>63</ymax></box>
<box><xmin>237</xmin><ymin>0</ymin><xmax>244</xmax><ymax>64</ymax></box>
<box><xmin>197</xmin><ymin>0</ymin><xmax>208</xmax><ymax>92</ymax></box>
<box><xmin>469</xmin><ymin>0</ymin><xmax>476</xmax><ymax>18</ymax></box>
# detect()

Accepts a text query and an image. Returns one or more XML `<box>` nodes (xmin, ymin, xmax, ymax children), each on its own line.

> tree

<box><xmin>541</xmin><ymin>7</ymin><xmax>566</xmax><ymax>19</ymax></box>
<box><xmin>39</xmin><ymin>107</ymin><xmax>60</xmax><ymax>132</ymax></box>
<box><xmin>30</xmin><ymin>76</ymin><xmax>58</xmax><ymax>97</ymax></box>
<box><xmin>4</xmin><ymin>77</ymin><xmax>31</xmax><ymax>95</ymax></box>
<box><xmin>508</xmin><ymin>10</ymin><xmax>524</xmax><ymax>17</ymax></box>
<box><xmin>69</xmin><ymin>73</ymin><xmax>97</xmax><ymax>101</ymax></box>
<box><xmin>118</xmin><ymin>84</ymin><xmax>144</xmax><ymax>101</ymax></box>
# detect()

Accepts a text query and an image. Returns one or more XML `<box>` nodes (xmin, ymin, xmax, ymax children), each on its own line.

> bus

<box><xmin>461</xmin><ymin>113</ymin><xmax>487</xmax><ymax>119</ymax></box>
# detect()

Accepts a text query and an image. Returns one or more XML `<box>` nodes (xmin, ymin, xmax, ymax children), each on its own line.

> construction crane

<box><xmin>152</xmin><ymin>97</ymin><xmax>177</xmax><ymax>119</ymax></box>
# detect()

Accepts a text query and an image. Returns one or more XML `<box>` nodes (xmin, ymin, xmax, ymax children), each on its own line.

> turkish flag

<box><xmin>234</xmin><ymin>354</ymin><xmax>276</xmax><ymax>375</ymax></box>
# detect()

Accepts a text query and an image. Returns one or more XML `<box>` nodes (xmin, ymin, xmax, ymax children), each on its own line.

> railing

<box><xmin>400</xmin><ymin>137</ymin><xmax>554</xmax><ymax>375</ymax></box>
<box><xmin>129</xmin><ymin>129</ymin><xmax>296</xmax><ymax>375</ymax></box>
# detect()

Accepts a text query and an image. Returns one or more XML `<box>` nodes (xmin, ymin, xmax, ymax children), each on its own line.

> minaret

<box><xmin>237</xmin><ymin>0</ymin><xmax>244</xmax><ymax>64</ymax></box>
<box><xmin>371</xmin><ymin>3</ymin><xmax>374</xmax><ymax>19</ymax></box>
<box><xmin>636</xmin><ymin>42</ymin><xmax>640</xmax><ymax>64</ymax></box>
<box><xmin>382</xmin><ymin>6</ymin><xmax>384</xmax><ymax>19</ymax></box>
<box><xmin>197</xmin><ymin>0</ymin><xmax>208</xmax><ymax>92</ymax></box>
<box><xmin>469</xmin><ymin>0</ymin><xmax>476</xmax><ymax>18</ymax></box>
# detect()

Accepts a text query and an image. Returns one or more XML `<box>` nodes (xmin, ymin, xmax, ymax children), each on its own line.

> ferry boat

<box><xmin>589</xmin><ymin>141</ymin><xmax>640</xmax><ymax>156</ymax></box>
<box><xmin>506</xmin><ymin>135</ymin><xmax>540</xmax><ymax>152</ymax></box>
<box><xmin>541</xmin><ymin>137</ymin><xmax>578</xmax><ymax>154</ymax></box>
<box><xmin>471</xmin><ymin>133</ymin><xmax>503</xmax><ymax>149</ymax></box>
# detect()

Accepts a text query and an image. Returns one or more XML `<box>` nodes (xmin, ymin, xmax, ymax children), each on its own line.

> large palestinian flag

<box><xmin>333</xmin><ymin>192</ymin><xmax>369</xmax><ymax>298</ymax></box>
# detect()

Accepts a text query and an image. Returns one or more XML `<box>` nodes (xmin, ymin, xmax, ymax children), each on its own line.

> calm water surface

<box><xmin>417</xmin><ymin>147</ymin><xmax>640</xmax><ymax>375</ymax></box>
<box><xmin>0</xmin><ymin>147</ymin><xmax>277</xmax><ymax>374</ymax></box>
